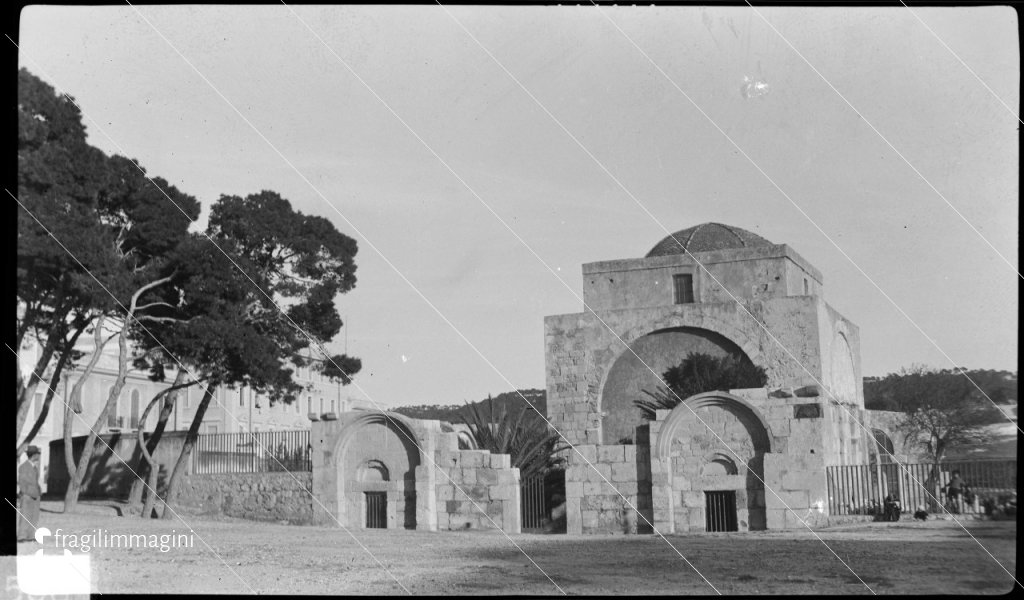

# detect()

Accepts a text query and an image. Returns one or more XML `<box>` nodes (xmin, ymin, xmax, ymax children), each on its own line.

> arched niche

<box><xmin>654</xmin><ymin>392</ymin><xmax>773</xmax><ymax>532</ymax></box>
<box><xmin>599</xmin><ymin>326</ymin><xmax>761</xmax><ymax>444</ymax></box>
<box><xmin>333</xmin><ymin>412</ymin><xmax>422</xmax><ymax>529</ymax></box>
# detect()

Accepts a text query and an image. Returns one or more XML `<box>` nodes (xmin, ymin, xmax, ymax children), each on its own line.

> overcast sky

<box><xmin>18</xmin><ymin>5</ymin><xmax>1019</xmax><ymax>408</ymax></box>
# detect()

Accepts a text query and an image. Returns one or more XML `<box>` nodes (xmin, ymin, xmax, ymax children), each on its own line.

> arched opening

<box><xmin>335</xmin><ymin>413</ymin><xmax>422</xmax><ymax>530</ymax></box>
<box><xmin>600</xmin><ymin>327</ymin><xmax>759</xmax><ymax>444</ymax></box>
<box><xmin>655</xmin><ymin>392</ymin><xmax>773</xmax><ymax>532</ymax></box>
<box><xmin>869</xmin><ymin>429</ymin><xmax>895</xmax><ymax>465</ymax></box>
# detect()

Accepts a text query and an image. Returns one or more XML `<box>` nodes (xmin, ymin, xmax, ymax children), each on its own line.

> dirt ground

<box><xmin>14</xmin><ymin>501</ymin><xmax>1018</xmax><ymax>595</ymax></box>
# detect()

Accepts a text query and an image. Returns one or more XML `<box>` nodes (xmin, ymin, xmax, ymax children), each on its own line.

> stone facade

<box><xmin>545</xmin><ymin>224</ymin><xmax>893</xmax><ymax>534</ymax></box>
<box><xmin>565</xmin><ymin>439</ymin><xmax>653</xmax><ymax>534</ymax></box>
<box><xmin>311</xmin><ymin>411</ymin><xmax>521</xmax><ymax>533</ymax></box>
<box><xmin>175</xmin><ymin>472</ymin><xmax>314</xmax><ymax>524</ymax></box>
<box><xmin>435</xmin><ymin>449</ymin><xmax>521</xmax><ymax>532</ymax></box>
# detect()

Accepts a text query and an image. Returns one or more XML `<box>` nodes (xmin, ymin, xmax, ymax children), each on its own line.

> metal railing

<box><xmin>827</xmin><ymin>459</ymin><xmax>1017</xmax><ymax>516</ymax></box>
<box><xmin>191</xmin><ymin>430</ymin><xmax>311</xmax><ymax>474</ymax></box>
<box><xmin>521</xmin><ymin>474</ymin><xmax>548</xmax><ymax>529</ymax></box>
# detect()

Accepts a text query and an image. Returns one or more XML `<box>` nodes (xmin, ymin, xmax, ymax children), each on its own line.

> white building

<box><xmin>17</xmin><ymin>336</ymin><xmax>371</xmax><ymax>490</ymax></box>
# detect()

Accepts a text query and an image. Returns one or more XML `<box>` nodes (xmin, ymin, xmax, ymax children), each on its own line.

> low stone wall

<box><xmin>434</xmin><ymin>448</ymin><xmax>521</xmax><ymax>533</ymax></box>
<box><xmin>565</xmin><ymin>442</ymin><xmax>653</xmax><ymax>535</ymax></box>
<box><xmin>175</xmin><ymin>472</ymin><xmax>314</xmax><ymax>525</ymax></box>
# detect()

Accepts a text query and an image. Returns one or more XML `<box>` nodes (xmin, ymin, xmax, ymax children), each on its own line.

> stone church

<box><xmin>544</xmin><ymin>223</ymin><xmax>898</xmax><ymax>534</ymax></box>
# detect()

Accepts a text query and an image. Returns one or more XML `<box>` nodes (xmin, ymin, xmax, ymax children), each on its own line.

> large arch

<box><xmin>332</xmin><ymin>412</ymin><xmax>423</xmax><ymax>530</ymax></box>
<box><xmin>654</xmin><ymin>392</ymin><xmax>774</xmax><ymax>459</ymax></box>
<box><xmin>653</xmin><ymin>392</ymin><xmax>773</xmax><ymax>532</ymax></box>
<box><xmin>598</xmin><ymin>322</ymin><xmax>764</xmax><ymax>445</ymax></box>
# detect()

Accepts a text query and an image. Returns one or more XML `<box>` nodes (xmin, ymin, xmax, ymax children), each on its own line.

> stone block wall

<box><xmin>564</xmin><ymin>442</ymin><xmax>652</xmax><ymax>534</ymax></box>
<box><xmin>546</xmin><ymin>297</ymin><xmax>831</xmax><ymax>447</ymax></box>
<box><xmin>433</xmin><ymin>442</ymin><xmax>521</xmax><ymax>533</ymax></box>
<box><xmin>175</xmin><ymin>472</ymin><xmax>314</xmax><ymax>524</ymax></box>
<box><xmin>763</xmin><ymin>452</ymin><xmax>829</xmax><ymax>529</ymax></box>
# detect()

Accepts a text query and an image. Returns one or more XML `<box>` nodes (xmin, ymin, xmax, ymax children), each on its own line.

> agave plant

<box><xmin>633</xmin><ymin>352</ymin><xmax>768</xmax><ymax>421</ymax></box>
<box><xmin>459</xmin><ymin>395</ymin><xmax>567</xmax><ymax>480</ymax></box>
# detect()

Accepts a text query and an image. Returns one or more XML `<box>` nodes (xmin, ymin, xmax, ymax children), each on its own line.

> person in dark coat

<box><xmin>945</xmin><ymin>471</ymin><xmax>964</xmax><ymax>514</ymax></box>
<box><xmin>17</xmin><ymin>446</ymin><xmax>42</xmax><ymax>542</ymax></box>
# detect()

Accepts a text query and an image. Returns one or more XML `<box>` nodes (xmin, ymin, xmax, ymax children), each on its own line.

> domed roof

<box><xmin>646</xmin><ymin>223</ymin><xmax>773</xmax><ymax>257</ymax></box>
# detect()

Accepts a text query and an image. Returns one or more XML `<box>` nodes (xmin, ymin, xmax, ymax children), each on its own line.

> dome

<box><xmin>646</xmin><ymin>222</ymin><xmax>773</xmax><ymax>257</ymax></box>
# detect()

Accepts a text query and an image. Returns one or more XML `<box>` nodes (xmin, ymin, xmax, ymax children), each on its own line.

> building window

<box><xmin>331</xmin><ymin>399</ymin><xmax>335</xmax><ymax>413</ymax></box>
<box><xmin>319</xmin><ymin>398</ymin><xmax>324</xmax><ymax>414</ymax></box>
<box><xmin>185</xmin><ymin>388</ymin><xmax>192</xmax><ymax>409</ymax></box>
<box><xmin>307</xmin><ymin>396</ymin><xmax>312</xmax><ymax>414</ymax></box>
<box><xmin>803</xmin><ymin>278</ymin><xmax>809</xmax><ymax>295</ymax></box>
<box><xmin>239</xmin><ymin>389</ymin><xmax>244</xmax><ymax>407</ymax></box>
<box><xmin>130</xmin><ymin>390</ymin><xmax>141</xmax><ymax>429</ymax></box>
<box><xmin>673</xmin><ymin>274</ymin><xmax>695</xmax><ymax>304</ymax></box>
<box><xmin>295</xmin><ymin>400</ymin><xmax>300</xmax><ymax>414</ymax></box>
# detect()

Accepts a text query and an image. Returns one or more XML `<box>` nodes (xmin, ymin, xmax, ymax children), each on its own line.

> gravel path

<box><xmin>14</xmin><ymin>503</ymin><xmax>1017</xmax><ymax>595</ymax></box>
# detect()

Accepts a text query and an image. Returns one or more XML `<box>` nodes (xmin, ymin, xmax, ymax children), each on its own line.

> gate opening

<box><xmin>366</xmin><ymin>492</ymin><xmax>387</xmax><ymax>528</ymax></box>
<box><xmin>705</xmin><ymin>491</ymin><xmax>737</xmax><ymax>532</ymax></box>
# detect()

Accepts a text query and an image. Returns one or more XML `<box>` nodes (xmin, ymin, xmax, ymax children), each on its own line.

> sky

<box><xmin>16</xmin><ymin>5</ymin><xmax>1019</xmax><ymax>409</ymax></box>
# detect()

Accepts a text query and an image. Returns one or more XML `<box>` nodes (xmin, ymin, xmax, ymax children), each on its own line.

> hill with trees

<box><xmin>864</xmin><ymin>368</ymin><xmax>1016</xmax><ymax>412</ymax></box>
<box><xmin>392</xmin><ymin>388</ymin><xmax>546</xmax><ymax>423</ymax></box>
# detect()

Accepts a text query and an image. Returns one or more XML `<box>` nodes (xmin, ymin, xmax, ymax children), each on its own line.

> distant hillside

<box><xmin>392</xmin><ymin>388</ymin><xmax>546</xmax><ymax>424</ymax></box>
<box><xmin>865</xmin><ymin>369</ymin><xmax>1017</xmax><ymax>412</ymax></box>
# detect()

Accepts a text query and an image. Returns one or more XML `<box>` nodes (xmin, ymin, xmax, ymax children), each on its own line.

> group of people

<box><xmin>943</xmin><ymin>471</ymin><xmax>974</xmax><ymax>514</ymax></box>
<box><xmin>16</xmin><ymin>445</ymin><xmax>42</xmax><ymax>542</ymax></box>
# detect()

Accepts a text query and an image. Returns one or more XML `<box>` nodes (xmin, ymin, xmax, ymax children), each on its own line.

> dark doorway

<box><xmin>365</xmin><ymin>492</ymin><xmax>387</xmax><ymax>528</ymax></box>
<box><xmin>705</xmin><ymin>491</ymin><xmax>738</xmax><ymax>532</ymax></box>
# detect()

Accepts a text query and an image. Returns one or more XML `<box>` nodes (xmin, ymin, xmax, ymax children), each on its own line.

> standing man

<box><xmin>17</xmin><ymin>446</ymin><xmax>42</xmax><ymax>542</ymax></box>
<box><xmin>945</xmin><ymin>470</ymin><xmax>964</xmax><ymax>514</ymax></box>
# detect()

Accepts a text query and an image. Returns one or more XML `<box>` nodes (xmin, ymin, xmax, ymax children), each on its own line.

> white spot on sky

<box><xmin>741</xmin><ymin>76</ymin><xmax>770</xmax><ymax>99</ymax></box>
<box><xmin>401</xmin><ymin>355</ymin><xmax>408</xmax><ymax>363</ymax></box>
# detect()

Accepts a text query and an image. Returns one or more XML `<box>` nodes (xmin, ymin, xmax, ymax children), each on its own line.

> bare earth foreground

<box><xmin>15</xmin><ymin>502</ymin><xmax>1017</xmax><ymax>595</ymax></box>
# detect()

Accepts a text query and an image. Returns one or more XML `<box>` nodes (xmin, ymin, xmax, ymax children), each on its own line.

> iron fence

<box><xmin>827</xmin><ymin>459</ymin><xmax>1017</xmax><ymax>517</ymax></box>
<box><xmin>521</xmin><ymin>474</ymin><xmax>548</xmax><ymax>529</ymax></box>
<box><xmin>191</xmin><ymin>430</ymin><xmax>311</xmax><ymax>474</ymax></box>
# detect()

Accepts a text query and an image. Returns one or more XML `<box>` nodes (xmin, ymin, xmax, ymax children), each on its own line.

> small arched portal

<box><xmin>600</xmin><ymin>326</ymin><xmax>760</xmax><ymax>444</ymax></box>
<box><xmin>335</xmin><ymin>414</ymin><xmax>421</xmax><ymax>530</ymax></box>
<box><xmin>654</xmin><ymin>392</ymin><xmax>773</xmax><ymax>532</ymax></box>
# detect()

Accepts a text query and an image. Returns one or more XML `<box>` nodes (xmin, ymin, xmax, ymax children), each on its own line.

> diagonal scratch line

<box><xmin>115</xmin><ymin>5</ymin><xmax>568</xmax><ymax>594</ymax></box>
<box><xmin>444</xmin><ymin>1</ymin><xmax>1015</xmax><ymax>585</ymax></box>
<box><xmin>590</xmin><ymin>2</ymin><xmax>1021</xmax><ymax>436</ymax></box>
<box><xmin>901</xmin><ymin>1</ymin><xmax>1022</xmax><ymax>125</ymax></box>
<box><xmin>10</xmin><ymin>191</ymin><xmax>413</xmax><ymax>595</ymax></box>
<box><xmin>15</xmin><ymin>30</ymin><xmax>565</xmax><ymax>595</ymax></box>
<box><xmin>429</xmin><ymin>2</ymin><xmax>881</xmax><ymax>593</ymax></box>
<box><xmin>281</xmin><ymin>3</ymin><xmax>723</xmax><ymax>593</ymax></box>
<box><xmin>442</xmin><ymin>0</ymin><xmax>1015</xmax><ymax>588</ymax></box>
<box><xmin>746</xmin><ymin>1</ymin><xmax>1020</xmax><ymax>280</ymax></box>
<box><xmin>6</xmin><ymin>346</ymin><xmax>259</xmax><ymax>595</ymax></box>
<box><xmin>8</xmin><ymin>499</ymin><xmax>92</xmax><ymax>588</ymax></box>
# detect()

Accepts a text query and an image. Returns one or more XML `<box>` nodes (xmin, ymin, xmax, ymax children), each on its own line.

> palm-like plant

<box><xmin>459</xmin><ymin>396</ymin><xmax>567</xmax><ymax>479</ymax></box>
<box><xmin>634</xmin><ymin>352</ymin><xmax>768</xmax><ymax>421</ymax></box>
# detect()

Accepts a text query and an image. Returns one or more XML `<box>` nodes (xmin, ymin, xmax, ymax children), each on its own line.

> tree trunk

<box><xmin>16</xmin><ymin>326</ymin><xmax>86</xmax><ymax>455</ymax></box>
<box><xmin>64</xmin><ymin>318</ymin><xmax>130</xmax><ymax>513</ymax></box>
<box><xmin>15</xmin><ymin>328</ymin><xmax>61</xmax><ymax>439</ymax></box>
<box><xmin>60</xmin><ymin>316</ymin><xmax>111</xmax><ymax>512</ymax></box>
<box><xmin>127</xmin><ymin>372</ymin><xmax>193</xmax><ymax>516</ymax></box>
<box><xmin>162</xmin><ymin>385</ymin><xmax>216</xmax><ymax>519</ymax></box>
